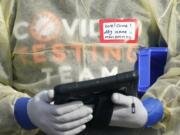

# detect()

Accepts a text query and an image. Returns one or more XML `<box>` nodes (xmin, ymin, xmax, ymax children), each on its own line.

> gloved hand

<box><xmin>109</xmin><ymin>93</ymin><xmax>164</xmax><ymax>128</ymax></box>
<box><xmin>14</xmin><ymin>90</ymin><xmax>93</xmax><ymax>135</ymax></box>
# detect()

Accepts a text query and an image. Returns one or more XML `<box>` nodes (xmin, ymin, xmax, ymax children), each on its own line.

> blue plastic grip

<box><xmin>138</xmin><ymin>47</ymin><xmax>168</xmax><ymax>96</ymax></box>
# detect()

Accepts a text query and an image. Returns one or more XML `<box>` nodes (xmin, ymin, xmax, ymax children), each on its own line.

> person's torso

<box><xmin>12</xmin><ymin>0</ymin><xmax>161</xmax><ymax>134</ymax></box>
<box><xmin>12</xmin><ymin>0</ymin><xmax>160</xmax><ymax>94</ymax></box>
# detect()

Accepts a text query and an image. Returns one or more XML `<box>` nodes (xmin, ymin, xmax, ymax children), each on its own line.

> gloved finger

<box><xmin>48</xmin><ymin>89</ymin><xmax>54</xmax><ymax>99</ymax></box>
<box><xmin>58</xmin><ymin>125</ymin><xmax>86</xmax><ymax>135</ymax></box>
<box><xmin>54</xmin><ymin>115</ymin><xmax>93</xmax><ymax>131</ymax></box>
<box><xmin>52</xmin><ymin>101</ymin><xmax>84</xmax><ymax>116</ymax></box>
<box><xmin>36</xmin><ymin>90</ymin><xmax>53</xmax><ymax>103</ymax></box>
<box><xmin>53</xmin><ymin>106</ymin><xmax>93</xmax><ymax>123</ymax></box>
<box><xmin>111</xmin><ymin>93</ymin><xmax>132</xmax><ymax>106</ymax></box>
<box><xmin>113</xmin><ymin>107</ymin><xmax>131</xmax><ymax>116</ymax></box>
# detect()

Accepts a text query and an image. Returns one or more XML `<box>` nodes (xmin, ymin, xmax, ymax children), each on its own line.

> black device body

<box><xmin>54</xmin><ymin>71</ymin><xmax>138</xmax><ymax>127</ymax></box>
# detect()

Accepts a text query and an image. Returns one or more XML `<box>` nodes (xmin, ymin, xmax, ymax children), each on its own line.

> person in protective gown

<box><xmin>0</xmin><ymin>0</ymin><xmax>179</xmax><ymax>135</ymax></box>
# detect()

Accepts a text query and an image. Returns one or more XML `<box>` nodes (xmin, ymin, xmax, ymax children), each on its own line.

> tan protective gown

<box><xmin>0</xmin><ymin>0</ymin><xmax>178</xmax><ymax>135</ymax></box>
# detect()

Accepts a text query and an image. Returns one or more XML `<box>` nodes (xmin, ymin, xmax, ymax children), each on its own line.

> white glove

<box><xmin>27</xmin><ymin>90</ymin><xmax>93</xmax><ymax>135</ymax></box>
<box><xmin>109</xmin><ymin>93</ymin><xmax>148</xmax><ymax>128</ymax></box>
